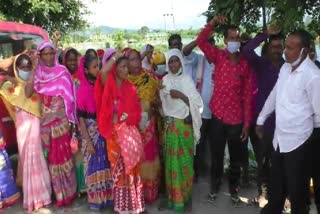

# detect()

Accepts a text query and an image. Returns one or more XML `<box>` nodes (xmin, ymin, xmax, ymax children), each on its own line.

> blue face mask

<box><xmin>18</xmin><ymin>69</ymin><xmax>30</xmax><ymax>81</ymax></box>
<box><xmin>227</xmin><ymin>41</ymin><xmax>241</xmax><ymax>54</ymax></box>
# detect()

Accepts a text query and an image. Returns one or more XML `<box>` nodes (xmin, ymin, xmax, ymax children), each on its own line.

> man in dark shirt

<box><xmin>242</xmin><ymin>27</ymin><xmax>284</xmax><ymax>205</ymax></box>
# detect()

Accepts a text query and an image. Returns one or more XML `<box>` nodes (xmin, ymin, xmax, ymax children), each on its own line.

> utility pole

<box><xmin>163</xmin><ymin>14</ymin><xmax>167</xmax><ymax>31</ymax></box>
<box><xmin>163</xmin><ymin>14</ymin><xmax>174</xmax><ymax>31</ymax></box>
<box><xmin>170</xmin><ymin>0</ymin><xmax>176</xmax><ymax>30</ymax></box>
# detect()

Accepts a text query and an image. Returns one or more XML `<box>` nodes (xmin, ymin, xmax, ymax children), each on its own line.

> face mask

<box><xmin>227</xmin><ymin>41</ymin><xmax>241</xmax><ymax>54</ymax></box>
<box><xmin>18</xmin><ymin>69</ymin><xmax>29</xmax><ymax>81</ymax></box>
<box><xmin>290</xmin><ymin>48</ymin><xmax>304</xmax><ymax>67</ymax></box>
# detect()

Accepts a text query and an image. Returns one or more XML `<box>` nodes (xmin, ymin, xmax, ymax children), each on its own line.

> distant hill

<box><xmin>94</xmin><ymin>26</ymin><xmax>119</xmax><ymax>33</ymax></box>
<box><xmin>72</xmin><ymin>26</ymin><xmax>137</xmax><ymax>36</ymax></box>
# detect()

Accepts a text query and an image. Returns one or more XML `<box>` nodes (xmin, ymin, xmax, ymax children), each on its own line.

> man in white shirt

<box><xmin>256</xmin><ymin>29</ymin><xmax>320</xmax><ymax>214</ymax></box>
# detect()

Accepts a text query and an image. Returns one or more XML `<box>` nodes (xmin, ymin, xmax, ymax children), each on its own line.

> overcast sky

<box><xmin>84</xmin><ymin>0</ymin><xmax>210</xmax><ymax>29</ymax></box>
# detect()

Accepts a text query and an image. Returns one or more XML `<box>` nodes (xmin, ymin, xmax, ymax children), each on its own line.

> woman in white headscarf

<box><xmin>159</xmin><ymin>48</ymin><xmax>203</xmax><ymax>212</ymax></box>
<box><xmin>140</xmin><ymin>44</ymin><xmax>154</xmax><ymax>72</ymax></box>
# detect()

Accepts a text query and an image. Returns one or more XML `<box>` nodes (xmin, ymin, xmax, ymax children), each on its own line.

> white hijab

<box><xmin>160</xmin><ymin>49</ymin><xmax>203</xmax><ymax>151</ymax></box>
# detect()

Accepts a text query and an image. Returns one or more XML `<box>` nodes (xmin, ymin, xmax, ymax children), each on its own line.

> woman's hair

<box><xmin>116</xmin><ymin>56</ymin><xmax>128</xmax><ymax>65</ymax></box>
<box><xmin>85</xmin><ymin>49</ymin><xmax>98</xmax><ymax>57</ymax></box>
<box><xmin>65</xmin><ymin>48</ymin><xmax>79</xmax><ymax>60</ymax></box>
<box><xmin>129</xmin><ymin>49</ymin><xmax>141</xmax><ymax>59</ymax></box>
<box><xmin>84</xmin><ymin>54</ymin><xmax>97</xmax><ymax>71</ymax></box>
<box><xmin>16</xmin><ymin>54</ymin><xmax>32</xmax><ymax>68</ymax></box>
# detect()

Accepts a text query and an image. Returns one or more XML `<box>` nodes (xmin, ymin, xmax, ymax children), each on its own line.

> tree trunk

<box><xmin>262</xmin><ymin>0</ymin><xmax>267</xmax><ymax>30</ymax></box>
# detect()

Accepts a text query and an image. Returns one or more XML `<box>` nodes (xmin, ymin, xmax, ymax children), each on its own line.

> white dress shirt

<box><xmin>257</xmin><ymin>57</ymin><xmax>320</xmax><ymax>153</ymax></box>
<box><xmin>183</xmin><ymin>51</ymin><xmax>199</xmax><ymax>83</ymax></box>
<box><xmin>199</xmin><ymin>56</ymin><xmax>214</xmax><ymax>119</ymax></box>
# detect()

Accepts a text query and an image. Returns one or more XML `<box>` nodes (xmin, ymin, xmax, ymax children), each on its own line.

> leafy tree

<box><xmin>139</xmin><ymin>26</ymin><xmax>150</xmax><ymax>35</ymax></box>
<box><xmin>204</xmin><ymin>0</ymin><xmax>320</xmax><ymax>34</ymax></box>
<box><xmin>0</xmin><ymin>0</ymin><xmax>93</xmax><ymax>33</ymax></box>
<box><xmin>124</xmin><ymin>30</ymin><xmax>131</xmax><ymax>43</ymax></box>
<box><xmin>112</xmin><ymin>30</ymin><xmax>125</xmax><ymax>50</ymax></box>
<box><xmin>138</xmin><ymin>26</ymin><xmax>150</xmax><ymax>40</ymax></box>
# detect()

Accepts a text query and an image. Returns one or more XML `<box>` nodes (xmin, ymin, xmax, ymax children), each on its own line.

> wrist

<box><xmin>27</xmin><ymin>76</ymin><xmax>34</xmax><ymax>83</ymax></box>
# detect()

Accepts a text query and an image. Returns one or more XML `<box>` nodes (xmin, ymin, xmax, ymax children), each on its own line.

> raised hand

<box><xmin>169</xmin><ymin>89</ymin><xmax>184</xmax><ymax>99</ymax></box>
<box><xmin>267</xmin><ymin>24</ymin><xmax>281</xmax><ymax>35</ymax></box>
<box><xmin>113</xmin><ymin>51</ymin><xmax>124</xmax><ymax>61</ymax></box>
<box><xmin>209</xmin><ymin>16</ymin><xmax>228</xmax><ymax>27</ymax></box>
<box><xmin>53</xmin><ymin>30</ymin><xmax>61</xmax><ymax>41</ymax></box>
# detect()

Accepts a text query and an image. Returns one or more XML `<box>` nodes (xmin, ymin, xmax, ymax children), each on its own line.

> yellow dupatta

<box><xmin>128</xmin><ymin>69</ymin><xmax>159</xmax><ymax>111</ymax></box>
<box><xmin>0</xmin><ymin>54</ymin><xmax>41</xmax><ymax>122</ymax></box>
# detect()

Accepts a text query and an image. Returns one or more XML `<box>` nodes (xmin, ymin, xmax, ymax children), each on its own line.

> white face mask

<box><xmin>18</xmin><ymin>69</ymin><xmax>30</xmax><ymax>81</ymax></box>
<box><xmin>289</xmin><ymin>48</ymin><xmax>304</xmax><ymax>67</ymax></box>
<box><xmin>227</xmin><ymin>41</ymin><xmax>241</xmax><ymax>54</ymax></box>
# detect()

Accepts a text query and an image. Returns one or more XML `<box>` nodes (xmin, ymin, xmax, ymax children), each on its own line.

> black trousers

<box><xmin>241</xmin><ymin>126</ymin><xmax>273</xmax><ymax>196</ymax></box>
<box><xmin>310</xmin><ymin>128</ymin><xmax>320</xmax><ymax>213</ymax></box>
<box><xmin>194</xmin><ymin>118</ymin><xmax>211</xmax><ymax>178</ymax></box>
<box><xmin>261</xmin><ymin>141</ymin><xmax>311</xmax><ymax>214</ymax></box>
<box><xmin>209</xmin><ymin>116</ymin><xmax>243</xmax><ymax>195</ymax></box>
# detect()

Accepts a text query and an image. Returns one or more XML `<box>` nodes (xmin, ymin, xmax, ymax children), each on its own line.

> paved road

<box><xmin>4</xmin><ymin>176</ymin><xmax>318</xmax><ymax>214</ymax></box>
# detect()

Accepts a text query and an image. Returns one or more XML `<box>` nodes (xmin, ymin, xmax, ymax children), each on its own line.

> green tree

<box><xmin>139</xmin><ymin>26</ymin><xmax>150</xmax><ymax>35</ymax></box>
<box><xmin>0</xmin><ymin>0</ymin><xmax>94</xmax><ymax>33</ymax></box>
<box><xmin>112</xmin><ymin>30</ymin><xmax>125</xmax><ymax>50</ymax></box>
<box><xmin>139</xmin><ymin>26</ymin><xmax>150</xmax><ymax>39</ymax></box>
<box><xmin>204</xmin><ymin>0</ymin><xmax>320</xmax><ymax>34</ymax></box>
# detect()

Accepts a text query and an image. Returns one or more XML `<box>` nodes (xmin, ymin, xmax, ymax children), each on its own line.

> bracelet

<box><xmin>112</xmin><ymin>56</ymin><xmax>117</xmax><ymax>62</ymax></box>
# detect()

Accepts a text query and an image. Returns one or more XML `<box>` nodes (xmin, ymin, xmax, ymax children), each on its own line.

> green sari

<box><xmin>165</xmin><ymin>118</ymin><xmax>194</xmax><ymax>212</ymax></box>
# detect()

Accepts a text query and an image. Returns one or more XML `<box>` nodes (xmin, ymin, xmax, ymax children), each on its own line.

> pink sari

<box><xmin>15</xmin><ymin>108</ymin><xmax>52</xmax><ymax>212</ymax></box>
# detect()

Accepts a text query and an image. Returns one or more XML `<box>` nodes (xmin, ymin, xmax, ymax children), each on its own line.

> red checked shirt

<box><xmin>196</xmin><ymin>24</ymin><xmax>253</xmax><ymax>128</ymax></box>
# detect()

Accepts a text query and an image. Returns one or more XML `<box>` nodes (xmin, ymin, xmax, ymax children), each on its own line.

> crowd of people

<box><xmin>0</xmin><ymin>15</ymin><xmax>319</xmax><ymax>214</ymax></box>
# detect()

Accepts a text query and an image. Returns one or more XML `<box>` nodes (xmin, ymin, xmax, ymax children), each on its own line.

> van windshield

<box><xmin>0</xmin><ymin>32</ymin><xmax>43</xmax><ymax>60</ymax></box>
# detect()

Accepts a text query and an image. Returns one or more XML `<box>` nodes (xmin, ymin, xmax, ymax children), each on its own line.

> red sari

<box><xmin>95</xmin><ymin>67</ymin><xmax>145</xmax><ymax>214</ymax></box>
